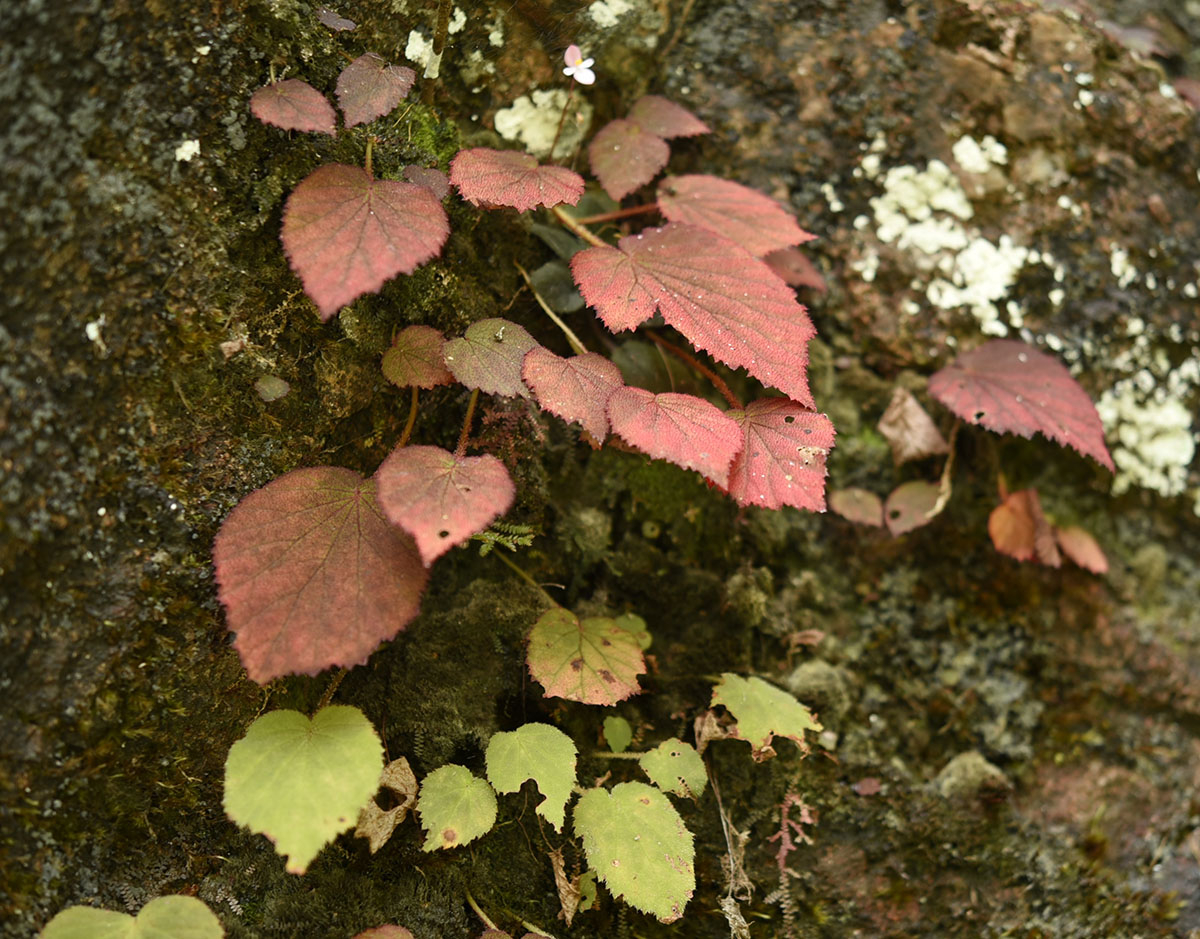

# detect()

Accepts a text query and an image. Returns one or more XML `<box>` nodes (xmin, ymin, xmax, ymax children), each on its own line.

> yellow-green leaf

<box><xmin>417</xmin><ymin>764</ymin><xmax>497</xmax><ymax>851</ymax></box>
<box><xmin>638</xmin><ymin>738</ymin><xmax>706</xmax><ymax>798</ymax></box>
<box><xmin>526</xmin><ymin>608</ymin><xmax>645</xmax><ymax>705</ymax></box>
<box><xmin>710</xmin><ymin>673</ymin><xmax>821</xmax><ymax>761</ymax></box>
<box><xmin>485</xmin><ymin>723</ymin><xmax>577</xmax><ymax>832</ymax></box>
<box><xmin>41</xmin><ymin>896</ymin><xmax>223</xmax><ymax>939</ymax></box>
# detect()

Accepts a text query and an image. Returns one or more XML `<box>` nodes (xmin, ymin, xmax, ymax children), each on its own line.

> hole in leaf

<box><xmin>889</xmin><ymin>509</ymin><xmax>901</xmax><ymax>519</ymax></box>
<box><xmin>438</xmin><ymin>530</ymin><xmax>450</xmax><ymax>538</ymax></box>
<box><xmin>973</xmin><ymin>410</ymin><xmax>986</xmax><ymax>421</ymax></box>
<box><xmin>784</xmin><ymin>415</ymin><xmax>795</xmax><ymax>423</ymax></box>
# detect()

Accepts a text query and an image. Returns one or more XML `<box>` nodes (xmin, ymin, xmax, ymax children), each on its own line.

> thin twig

<box><xmin>551</xmin><ymin>204</ymin><xmax>608</xmax><ymax>248</ymax></box>
<box><xmin>646</xmin><ymin>331</ymin><xmax>742</xmax><ymax>409</ymax></box>
<box><xmin>548</xmin><ymin>81</ymin><xmax>575</xmax><ymax>163</ymax></box>
<box><xmin>661</xmin><ymin>0</ymin><xmax>697</xmax><ymax>59</ymax></box>
<box><xmin>397</xmin><ymin>386</ymin><xmax>419</xmax><ymax>448</ymax></box>
<box><xmin>454</xmin><ymin>387</ymin><xmax>480</xmax><ymax>459</ymax></box>
<box><xmin>491</xmin><ymin>550</ymin><xmax>559</xmax><ymax>608</ymax></box>
<box><xmin>515</xmin><ymin>262</ymin><xmax>587</xmax><ymax>355</ymax></box>
<box><xmin>464</xmin><ymin>890</ymin><xmax>497</xmax><ymax>931</ymax></box>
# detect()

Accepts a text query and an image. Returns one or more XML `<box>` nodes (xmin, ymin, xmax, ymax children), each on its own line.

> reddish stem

<box><xmin>551</xmin><ymin>204</ymin><xmax>607</xmax><ymax>248</ymax></box>
<box><xmin>571</xmin><ymin>203</ymin><xmax>660</xmax><ymax>226</ymax></box>
<box><xmin>455</xmin><ymin>387</ymin><xmax>480</xmax><ymax>459</ymax></box>
<box><xmin>549</xmin><ymin>81</ymin><xmax>575</xmax><ymax>164</ymax></box>
<box><xmin>646</xmin><ymin>332</ymin><xmax>743</xmax><ymax>410</ymax></box>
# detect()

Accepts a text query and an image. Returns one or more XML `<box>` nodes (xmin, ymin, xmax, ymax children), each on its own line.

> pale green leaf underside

<box><xmin>41</xmin><ymin>896</ymin><xmax>224</xmax><ymax>939</ymax></box>
<box><xmin>710</xmin><ymin>673</ymin><xmax>822</xmax><ymax>760</ymax></box>
<box><xmin>485</xmin><ymin>723</ymin><xmax>577</xmax><ymax>832</ymax></box>
<box><xmin>223</xmin><ymin>706</ymin><xmax>384</xmax><ymax>874</ymax></box>
<box><xmin>603</xmin><ymin>715</ymin><xmax>633</xmax><ymax>753</ymax></box>
<box><xmin>638</xmin><ymin>738</ymin><xmax>707</xmax><ymax>798</ymax></box>
<box><xmin>573</xmin><ymin>781</ymin><xmax>695</xmax><ymax>923</ymax></box>
<box><xmin>418</xmin><ymin>764</ymin><xmax>497</xmax><ymax>851</ymax></box>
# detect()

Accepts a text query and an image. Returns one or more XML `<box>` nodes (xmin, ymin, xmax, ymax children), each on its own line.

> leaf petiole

<box><xmin>551</xmin><ymin>204</ymin><xmax>607</xmax><ymax>248</ymax></box>
<box><xmin>455</xmin><ymin>387</ymin><xmax>480</xmax><ymax>459</ymax></box>
<box><xmin>397</xmin><ymin>386</ymin><xmax>419</xmax><ymax>449</ymax></box>
<box><xmin>515</xmin><ymin>262</ymin><xmax>587</xmax><ymax>355</ymax></box>
<box><xmin>570</xmin><ymin>203</ymin><xmax>659</xmax><ymax>226</ymax></box>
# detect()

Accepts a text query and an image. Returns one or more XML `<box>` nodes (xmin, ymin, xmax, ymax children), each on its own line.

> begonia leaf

<box><xmin>522</xmin><ymin>348</ymin><xmax>624</xmax><ymax>440</ymax></box>
<box><xmin>250</xmin><ymin>79</ymin><xmax>337</xmax><ymax>135</ymax></box>
<box><xmin>573</xmin><ymin>782</ymin><xmax>695</xmax><ymax>922</ymax></box>
<box><xmin>317</xmin><ymin>8</ymin><xmax>356</xmax><ymax>31</ymax></box>
<box><xmin>402</xmin><ymin>165</ymin><xmax>450</xmax><ymax>201</ymax></box>
<box><xmin>764</xmin><ymin>246</ymin><xmax>827</xmax><ymax>291</ymax></box>
<box><xmin>607</xmin><ymin>387</ymin><xmax>743</xmax><ymax>487</ymax></box>
<box><xmin>877</xmin><ymin>386</ymin><xmax>951</xmax><ymax>465</ymax></box>
<box><xmin>657</xmin><ymin>175</ymin><xmax>814</xmax><ymax>257</ymax></box>
<box><xmin>382</xmin><ymin>325</ymin><xmax>454</xmax><ymax>389</ymax></box>
<box><xmin>724</xmin><ymin>399</ymin><xmax>835</xmax><ymax>510</ymax></box>
<box><xmin>335</xmin><ymin>53</ymin><xmax>415</xmax><ymax>127</ymax></box>
<box><xmin>281</xmin><ymin>164</ymin><xmax>449</xmax><ymax>319</ymax></box>
<box><xmin>375</xmin><ymin>444</ymin><xmax>515</xmax><ymax>567</ymax></box>
<box><xmin>443</xmin><ymin>317</ymin><xmax>540</xmax><ymax>398</ymax></box>
<box><xmin>1055</xmin><ymin>525</ymin><xmax>1108</xmax><ymax>574</ymax></box>
<box><xmin>450</xmin><ymin>148</ymin><xmax>584</xmax><ymax>212</ymax></box>
<box><xmin>627</xmin><ymin>95</ymin><xmax>710</xmax><ymax>138</ymax></box>
<box><xmin>527</xmin><ymin>608</ymin><xmax>645</xmax><ymax>705</ymax></box>
<box><xmin>828</xmin><ymin>487</ymin><xmax>884</xmax><ymax>526</ymax></box>
<box><xmin>588</xmin><ymin>119</ymin><xmax>670</xmax><ymax>201</ymax></box>
<box><xmin>883</xmin><ymin>480</ymin><xmax>940</xmax><ymax>536</ymax></box>
<box><xmin>928</xmin><ymin>340</ymin><xmax>1114</xmax><ymax>471</ymax></box>
<box><xmin>988</xmin><ymin>488</ymin><xmax>1060</xmax><ymax>566</ymax></box>
<box><xmin>485</xmin><ymin>723</ymin><xmax>577</xmax><ymax>832</ymax></box>
<box><xmin>223</xmin><ymin>706</ymin><xmax>384</xmax><ymax>874</ymax></box>
<box><xmin>710</xmin><ymin>673</ymin><xmax>821</xmax><ymax>762</ymax></box>
<box><xmin>571</xmin><ymin>223</ymin><xmax>816</xmax><ymax>406</ymax></box>
<box><xmin>212</xmin><ymin>466</ymin><xmax>427</xmax><ymax>683</ymax></box>
<box><xmin>417</xmin><ymin>764</ymin><xmax>497</xmax><ymax>851</ymax></box>
<box><xmin>42</xmin><ymin>896</ymin><xmax>224</xmax><ymax>939</ymax></box>
<box><xmin>638</xmin><ymin>738</ymin><xmax>706</xmax><ymax>798</ymax></box>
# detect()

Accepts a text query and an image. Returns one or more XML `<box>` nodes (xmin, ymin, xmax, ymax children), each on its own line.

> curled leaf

<box><xmin>250</xmin><ymin>79</ymin><xmax>337</xmax><ymax>135</ymax></box>
<box><xmin>1055</xmin><ymin>525</ymin><xmax>1108</xmax><ymax>574</ymax></box>
<box><xmin>450</xmin><ymin>148</ymin><xmax>585</xmax><ymax>212</ymax></box>
<box><xmin>988</xmin><ymin>488</ymin><xmax>1060</xmax><ymax>566</ymax></box>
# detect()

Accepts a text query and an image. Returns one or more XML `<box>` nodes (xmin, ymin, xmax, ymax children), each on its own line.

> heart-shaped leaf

<box><xmin>281</xmin><ymin>164</ymin><xmax>450</xmax><ymax>319</ymax></box>
<box><xmin>710</xmin><ymin>673</ymin><xmax>821</xmax><ymax>761</ymax></box>
<box><xmin>883</xmin><ymin>480</ymin><xmax>940</xmax><ymax>536</ymax></box>
<box><xmin>485</xmin><ymin>723</ymin><xmax>578</xmax><ymax>832</ymax></box>
<box><xmin>336</xmin><ymin>53</ymin><xmax>415</xmax><ymax>127</ymax></box>
<box><xmin>417</xmin><ymin>764</ymin><xmax>497</xmax><ymax>851</ymax></box>
<box><xmin>877</xmin><ymin>386</ymin><xmax>950</xmax><ymax>465</ymax></box>
<box><xmin>626</xmin><ymin>95</ymin><xmax>710</xmax><ymax>138</ymax></box>
<box><xmin>657</xmin><ymin>175</ymin><xmax>814</xmax><ymax>257</ymax></box>
<box><xmin>41</xmin><ymin>896</ymin><xmax>224</xmax><ymax>939</ymax></box>
<box><xmin>250</xmin><ymin>79</ymin><xmax>337</xmax><ymax>135</ymax></box>
<box><xmin>443</xmin><ymin>318</ymin><xmax>540</xmax><ymax>398</ymax></box>
<box><xmin>571</xmin><ymin>223</ymin><xmax>816</xmax><ymax>406</ymax></box>
<box><xmin>725</xmin><ymin>399</ymin><xmax>835</xmax><ymax>510</ymax></box>
<box><xmin>928</xmin><ymin>340</ymin><xmax>1114</xmax><ymax>471</ymax></box>
<box><xmin>638</xmin><ymin>738</ymin><xmax>706</xmax><ymax>798</ymax></box>
<box><xmin>522</xmin><ymin>348</ymin><xmax>624</xmax><ymax>440</ymax></box>
<box><xmin>588</xmin><ymin>119</ymin><xmax>670</xmax><ymax>201</ymax></box>
<box><xmin>212</xmin><ymin>466</ymin><xmax>428</xmax><ymax>684</ymax></box>
<box><xmin>450</xmin><ymin>148</ymin><xmax>585</xmax><ymax>212</ymax></box>
<box><xmin>607</xmin><ymin>387</ymin><xmax>743</xmax><ymax>487</ymax></box>
<box><xmin>527</xmin><ymin>608</ymin><xmax>645</xmax><ymax>705</ymax></box>
<box><xmin>828</xmin><ymin>487</ymin><xmax>884</xmax><ymax>526</ymax></box>
<box><xmin>382</xmin><ymin>325</ymin><xmax>454</xmax><ymax>389</ymax></box>
<box><xmin>224</xmin><ymin>706</ymin><xmax>384</xmax><ymax>874</ymax></box>
<box><xmin>988</xmin><ymin>488</ymin><xmax>1060</xmax><ymax>565</ymax></box>
<box><xmin>375</xmin><ymin>445</ymin><xmax>515</xmax><ymax>566</ymax></box>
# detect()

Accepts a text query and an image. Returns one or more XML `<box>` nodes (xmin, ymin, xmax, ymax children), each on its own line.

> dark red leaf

<box><xmin>336</xmin><ymin>53</ymin><xmax>416</xmax><ymax>128</ymax></box>
<box><xmin>402</xmin><ymin>166</ymin><xmax>450</xmax><ymax>200</ymax></box>
<box><xmin>657</xmin><ymin>175</ymin><xmax>814</xmax><ymax>258</ymax></box>
<box><xmin>522</xmin><ymin>348</ymin><xmax>624</xmax><ymax>440</ymax></box>
<box><xmin>876</xmin><ymin>387</ymin><xmax>950</xmax><ymax>465</ymax></box>
<box><xmin>570</xmin><ymin>223</ymin><xmax>816</xmax><ymax>406</ymax></box>
<box><xmin>212</xmin><ymin>467</ymin><xmax>427</xmax><ymax>684</ymax></box>
<box><xmin>250</xmin><ymin>79</ymin><xmax>337</xmax><ymax>135</ymax></box>
<box><xmin>443</xmin><ymin>318</ymin><xmax>540</xmax><ymax>398</ymax></box>
<box><xmin>725</xmin><ymin>399</ymin><xmax>834</xmax><ymax>510</ymax></box>
<box><xmin>281</xmin><ymin>164</ymin><xmax>449</xmax><ymax>319</ymax></box>
<box><xmin>588</xmin><ymin>119</ymin><xmax>670</xmax><ymax>201</ymax></box>
<box><xmin>928</xmin><ymin>340</ymin><xmax>1114</xmax><ymax>471</ymax></box>
<box><xmin>317</xmin><ymin>7</ymin><xmax>356</xmax><ymax>30</ymax></box>
<box><xmin>626</xmin><ymin>95</ymin><xmax>710</xmax><ymax>138</ymax></box>
<box><xmin>828</xmin><ymin>488</ymin><xmax>884</xmax><ymax>526</ymax></box>
<box><xmin>606</xmin><ymin>387</ymin><xmax>743</xmax><ymax>486</ymax></box>
<box><xmin>1055</xmin><ymin>525</ymin><xmax>1108</xmax><ymax>574</ymax></box>
<box><xmin>884</xmin><ymin>480</ymin><xmax>940</xmax><ymax>536</ymax></box>
<box><xmin>375</xmin><ymin>445</ymin><xmax>515</xmax><ymax>566</ymax></box>
<box><xmin>988</xmin><ymin>489</ymin><xmax>1060</xmax><ymax>566</ymax></box>
<box><xmin>382</xmin><ymin>325</ymin><xmax>454</xmax><ymax>389</ymax></box>
<box><xmin>450</xmin><ymin>148</ymin><xmax>584</xmax><ymax>212</ymax></box>
<box><xmin>763</xmin><ymin>247</ymin><xmax>827</xmax><ymax>292</ymax></box>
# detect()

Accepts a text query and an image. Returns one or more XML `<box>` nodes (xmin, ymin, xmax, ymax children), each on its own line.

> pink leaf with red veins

<box><xmin>626</xmin><ymin>95</ymin><xmax>710</xmax><ymax>138</ymax></box>
<box><xmin>928</xmin><ymin>339</ymin><xmax>1114</xmax><ymax>471</ymax></box>
<box><xmin>657</xmin><ymin>175</ymin><xmax>815</xmax><ymax>258</ymax></box>
<box><xmin>588</xmin><ymin>119</ymin><xmax>670</xmax><ymax>201</ymax></box>
<box><xmin>442</xmin><ymin>318</ymin><xmax>541</xmax><ymax>398</ymax></box>
<box><xmin>606</xmin><ymin>387</ymin><xmax>743</xmax><ymax>487</ymax></box>
<box><xmin>450</xmin><ymin>148</ymin><xmax>584</xmax><ymax>212</ymax></box>
<box><xmin>724</xmin><ymin>399</ymin><xmax>835</xmax><ymax>511</ymax></box>
<box><xmin>570</xmin><ymin>223</ymin><xmax>816</xmax><ymax>406</ymax></box>
<box><xmin>375</xmin><ymin>445</ymin><xmax>515</xmax><ymax>567</ymax></box>
<box><xmin>212</xmin><ymin>467</ymin><xmax>427</xmax><ymax>684</ymax></box>
<box><xmin>250</xmin><ymin>79</ymin><xmax>337</xmax><ymax>135</ymax></box>
<box><xmin>382</xmin><ymin>325</ymin><xmax>454</xmax><ymax>389</ymax></box>
<box><xmin>335</xmin><ymin>53</ymin><xmax>416</xmax><ymax>127</ymax></box>
<box><xmin>281</xmin><ymin>164</ymin><xmax>450</xmax><ymax>319</ymax></box>
<box><xmin>522</xmin><ymin>348</ymin><xmax>624</xmax><ymax>440</ymax></box>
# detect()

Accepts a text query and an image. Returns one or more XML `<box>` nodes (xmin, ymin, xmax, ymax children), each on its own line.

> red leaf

<box><xmin>988</xmin><ymin>489</ymin><xmax>1060</xmax><ymax>566</ymax></box>
<box><xmin>336</xmin><ymin>53</ymin><xmax>416</xmax><ymax>128</ymax></box>
<box><xmin>928</xmin><ymin>340</ymin><xmax>1114</xmax><ymax>471</ymax></box>
<box><xmin>1055</xmin><ymin>525</ymin><xmax>1108</xmax><ymax>574</ymax></box>
<box><xmin>627</xmin><ymin>95</ymin><xmax>710</xmax><ymax>138</ymax></box>
<box><xmin>606</xmin><ymin>387</ymin><xmax>743</xmax><ymax>487</ymax></box>
<box><xmin>450</xmin><ymin>148</ymin><xmax>584</xmax><ymax>212</ymax></box>
<box><xmin>402</xmin><ymin>165</ymin><xmax>450</xmax><ymax>201</ymax></box>
<box><xmin>570</xmin><ymin>224</ymin><xmax>816</xmax><ymax>406</ymax></box>
<box><xmin>522</xmin><ymin>348</ymin><xmax>624</xmax><ymax>440</ymax></box>
<box><xmin>763</xmin><ymin>247</ymin><xmax>827</xmax><ymax>292</ymax></box>
<box><xmin>588</xmin><ymin>119</ymin><xmax>670</xmax><ymax>201</ymax></box>
<box><xmin>884</xmin><ymin>480</ymin><xmax>940</xmax><ymax>536</ymax></box>
<box><xmin>725</xmin><ymin>399</ymin><xmax>835</xmax><ymax>511</ymax></box>
<box><xmin>382</xmin><ymin>325</ymin><xmax>454</xmax><ymax>389</ymax></box>
<box><xmin>212</xmin><ymin>467</ymin><xmax>427</xmax><ymax>684</ymax></box>
<box><xmin>317</xmin><ymin>8</ymin><xmax>356</xmax><ymax>31</ymax></box>
<box><xmin>876</xmin><ymin>387</ymin><xmax>950</xmax><ymax>465</ymax></box>
<box><xmin>375</xmin><ymin>445</ymin><xmax>515</xmax><ymax>566</ymax></box>
<box><xmin>250</xmin><ymin>79</ymin><xmax>337</xmax><ymax>135</ymax></box>
<box><xmin>443</xmin><ymin>318</ymin><xmax>540</xmax><ymax>398</ymax></box>
<box><xmin>828</xmin><ymin>488</ymin><xmax>884</xmax><ymax>526</ymax></box>
<box><xmin>657</xmin><ymin>175</ymin><xmax>815</xmax><ymax>257</ymax></box>
<box><xmin>281</xmin><ymin>164</ymin><xmax>450</xmax><ymax>319</ymax></box>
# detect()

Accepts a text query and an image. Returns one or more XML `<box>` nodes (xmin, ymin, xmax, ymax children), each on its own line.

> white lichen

<box><xmin>494</xmin><ymin>90</ymin><xmax>592</xmax><ymax>159</ymax></box>
<box><xmin>448</xmin><ymin>7</ymin><xmax>466</xmax><ymax>34</ymax></box>
<box><xmin>174</xmin><ymin>138</ymin><xmax>200</xmax><ymax>162</ymax></box>
<box><xmin>951</xmin><ymin>134</ymin><xmax>1008</xmax><ymax>174</ymax></box>
<box><xmin>588</xmin><ymin>0</ymin><xmax>633</xmax><ymax>28</ymax></box>
<box><xmin>1097</xmin><ymin>379</ymin><xmax>1197</xmax><ymax>499</ymax></box>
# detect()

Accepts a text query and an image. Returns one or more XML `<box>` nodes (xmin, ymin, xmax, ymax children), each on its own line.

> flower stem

<box><xmin>551</xmin><ymin>204</ymin><xmax>607</xmax><ymax>248</ymax></box>
<box><xmin>464</xmin><ymin>890</ymin><xmax>497</xmax><ymax>931</ymax></box>
<box><xmin>315</xmin><ymin>668</ymin><xmax>348</xmax><ymax>711</ymax></box>
<box><xmin>490</xmin><ymin>550</ymin><xmax>558</xmax><ymax>608</ymax></box>
<box><xmin>455</xmin><ymin>387</ymin><xmax>480</xmax><ymax>459</ymax></box>
<box><xmin>646</xmin><ymin>331</ymin><xmax>743</xmax><ymax>409</ymax></box>
<box><xmin>548</xmin><ymin>81</ymin><xmax>575</xmax><ymax>163</ymax></box>
<box><xmin>397</xmin><ymin>386</ymin><xmax>419</xmax><ymax>448</ymax></box>
<box><xmin>515</xmin><ymin>262</ymin><xmax>587</xmax><ymax>355</ymax></box>
<box><xmin>571</xmin><ymin>203</ymin><xmax>660</xmax><ymax>226</ymax></box>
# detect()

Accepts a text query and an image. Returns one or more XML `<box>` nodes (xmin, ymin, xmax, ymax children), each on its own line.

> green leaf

<box><xmin>223</xmin><ymin>706</ymin><xmax>383</xmax><ymax>874</ymax></box>
<box><xmin>526</xmin><ymin>608</ymin><xmax>645</xmax><ymax>705</ymax></box>
<box><xmin>417</xmin><ymin>764</ymin><xmax>497</xmax><ymax>851</ymax></box>
<box><xmin>710</xmin><ymin>673</ymin><xmax>822</xmax><ymax>761</ymax></box>
<box><xmin>602</xmin><ymin>715</ymin><xmax>633</xmax><ymax>753</ymax></box>
<box><xmin>42</xmin><ymin>896</ymin><xmax>224</xmax><ymax>939</ymax></box>
<box><xmin>611</xmin><ymin>612</ymin><xmax>652</xmax><ymax>650</ymax></box>
<box><xmin>485</xmin><ymin>723</ymin><xmax>577</xmax><ymax>832</ymax></box>
<box><xmin>638</xmin><ymin>738</ymin><xmax>707</xmax><ymax>798</ymax></box>
<box><xmin>573</xmin><ymin>782</ymin><xmax>695</xmax><ymax>923</ymax></box>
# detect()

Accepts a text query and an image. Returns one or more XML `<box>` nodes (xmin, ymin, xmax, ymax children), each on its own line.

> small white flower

<box><xmin>562</xmin><ymin>44</ymin><xmax>595</xmax><ymax>85</ymax></box>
